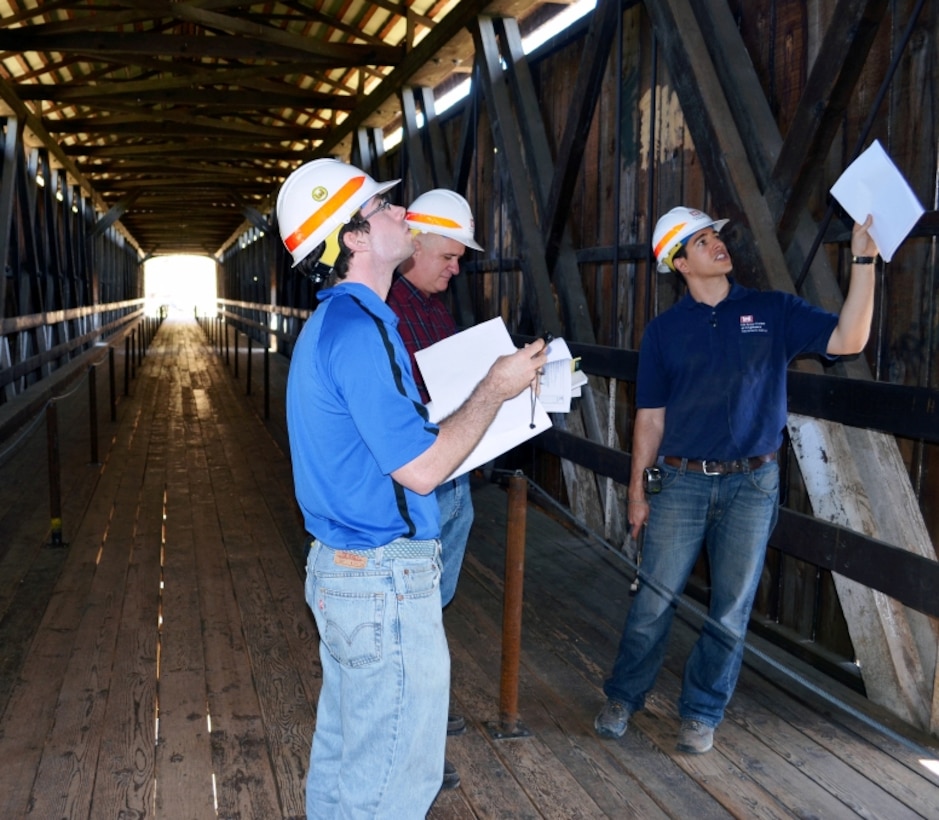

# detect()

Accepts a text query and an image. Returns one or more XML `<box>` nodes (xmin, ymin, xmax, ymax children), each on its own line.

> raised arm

<box><xmin>827</xmin><ymin>215</ymin><xmax>879</xmax><ymax>355</ymax></box>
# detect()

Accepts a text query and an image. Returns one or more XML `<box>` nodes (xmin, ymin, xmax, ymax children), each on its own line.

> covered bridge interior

<box><xmin>2</xmin><ymin>0</ymin><xmax>939</xmax><ymax>817</ymax></box>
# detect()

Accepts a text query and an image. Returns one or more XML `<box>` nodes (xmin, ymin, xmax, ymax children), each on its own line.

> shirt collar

<box><xmin>678</xmin><ymin>276</ymin><xmax>745</xmax><ymax>310</ymax></box>
<box><xmin>319</xmin><ymin>281</ymin><xmax>399</xmax><ymax>326</ymax></box>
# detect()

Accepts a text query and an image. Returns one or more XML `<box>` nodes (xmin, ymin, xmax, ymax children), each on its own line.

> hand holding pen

<box><xmin>530</xmin><ymin>332</ymin><xmax>552</xmax><ymax>427</ymax></box>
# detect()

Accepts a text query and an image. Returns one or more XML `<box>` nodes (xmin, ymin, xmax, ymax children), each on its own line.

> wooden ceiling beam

<box><xmin>0</xmin><ymin>31</ymin><xmax>402</xmax><ymax>66</ymax></box>
<box><xmin>45</xmin><ymin>116</ymin><xmax>317</xmax><ymax>140</ymax></box>
<box><xmin>15</xmin><ymin>84</ymin><xmax>357</xmax><ymax>110</ymax></box>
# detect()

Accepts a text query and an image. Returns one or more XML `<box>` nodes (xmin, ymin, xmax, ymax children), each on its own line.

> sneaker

<box><xmin>447</xmin><ymin>712</ymin><xmax>466</xmax><ymax>736</ymax></box>
<box><xmin>594</xmin><ymin>699</ymin><xmax>631</xmax><ymax>738</ymax></box>
<box><xmin>442</xmin><ymin>758</ymin><xmax>461</xmax><ymax>790</ymax></box>
<box><xmin>676</xmin><ymin>719</ymin><xmax>714</xmax><ymax>754</ymax></box>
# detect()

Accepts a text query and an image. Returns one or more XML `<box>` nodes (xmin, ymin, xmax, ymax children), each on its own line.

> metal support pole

<box><xmin>233</xmin><ymin>329</ymin><xmax>239</xmax><ymax>379</ymax></box>
<box><xmin>487</xmin><ymin>470</ymin><xmax>531</xmax><ymax>739</ymax></box>
<box><xmin>46</xmin><ymin>402</ymin><xmax>65</xmax><ymax>547</ymax></box>
<box><xmin>264</xmin><ymin>344</ymin><xmax>270</xmax><ymax>420</ymax></box>
<box><xmin>109</xmin><ymin>346</ymin><xmax>117</xmax><ymax>421</ymax></box>
<box><xmin>88</xmin><ymin>365</ymin><xmax>99</xmax><ymax>464</ymax></box>
<box><xmin>124</xmin><ymin>336</ymin><xmax>130</xmax><ymax>395</ymax></box>
<box><xmin>246</xmin><ymin>335</ymin><xmax>252</xmax><ymax>395</ymax></box>
<box><xmin>130</xmin><ymin>329</ymin><xmax>137</xmax><ymax>380</ymax></box>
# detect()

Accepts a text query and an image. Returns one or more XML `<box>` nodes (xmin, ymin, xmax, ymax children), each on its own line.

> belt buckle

<box><xmin>702</xmin><ymin>460</ymin><xmax>723</xmax><ymax>476</ymax></box>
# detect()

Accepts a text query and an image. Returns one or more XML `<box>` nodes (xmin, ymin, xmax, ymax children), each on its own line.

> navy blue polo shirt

<box><xmin>286</xmin><ymin>282</ymin><xmax>441</xmax><ymax>548</ymax></box>
<box><xmin>637</xmin><ymin>279</ymin><xmax>838</xmax><ymax>460</ymax></box>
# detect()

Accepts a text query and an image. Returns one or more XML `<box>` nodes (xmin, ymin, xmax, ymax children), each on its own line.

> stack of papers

<box><xmin>539</xmin><ymin>336</ymin><xmax>588</xmax><ymax>413</ymax></box>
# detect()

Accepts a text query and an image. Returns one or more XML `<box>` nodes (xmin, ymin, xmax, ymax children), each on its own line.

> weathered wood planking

<box><xmin>155</xmin><ymin>337</ymin><xmax>220</xmax><ymax>816</ymax></box>
<box><xmin>2</xmin><ymin>317</ymin><xmax>938</xmax><ymax>819</ymax></box>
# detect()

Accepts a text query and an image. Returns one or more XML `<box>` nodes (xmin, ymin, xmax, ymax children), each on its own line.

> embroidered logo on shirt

<box><xmin>739</xmin><ymin>314</ymin><xmax>768</xmax><ymax>334</ymax></box>
<box><xmin>334</xmin><ymin>550</ymin><xmax>368</xmax><ymax>568</ymax></box>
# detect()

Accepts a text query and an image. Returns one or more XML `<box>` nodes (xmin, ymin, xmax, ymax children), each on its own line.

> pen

<box><xmin>530</xmin><ymin>332</ymin><xmax>552</xmax><ymax>428</ymax></box>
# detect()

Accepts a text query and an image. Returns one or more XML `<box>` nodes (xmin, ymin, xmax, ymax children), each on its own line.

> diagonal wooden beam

<box><xmin>399</xmin><ymin>87</ymin><xmax>434</xmax><ymax>193</ymax></box>
<box><xmin>642</xmin><ymin>0</ymin><xmax>787</xmax><ymax>290</ymax></box>
<box><xmin>90</xmin><ymin>191</ymin><xmax>142</xmax><ymax>239</ymax></box>
<box><xmin>0</xmin><ymin>117</ymin><xmax>21</xmax><ymax>319</ymax></box>
<box><xmin>542</xmin><ymin>0</ymin><xmax>630</xmax><ymax>273</ymax></box>
<box><xmin>0</xmin><ymin>77</ymin><xmax>141</xmax><ymax>255</ymax></box>
<box><xmin>318</xmin><ymin>0</ymin><xmax>493</xmax><ymax>156</ymax></box>
<box><xmin>471</xmin><ymin>16</ymin><xmax>562</xmax><ymax>338</ymax></box>
<box><xmin>493</xmin><ymin>16</ymin><xmax>595</xmax><ymax>343</ymax></box>
<box><xmin>765</xmin><ymin>0</ymin><xmax>888</xmax><ymax>249</ymax></box>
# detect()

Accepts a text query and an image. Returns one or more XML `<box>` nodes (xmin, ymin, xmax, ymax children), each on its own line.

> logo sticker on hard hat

<box><xmin>311</xmin><ymin>186</ymin><xmax>327</xmax><ymax>202</ymax></box>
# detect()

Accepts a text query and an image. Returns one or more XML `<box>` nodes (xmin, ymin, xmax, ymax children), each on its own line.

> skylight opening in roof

<box><xmin>384</xmin><ymin>0</ymin><xmax>597</xmax><ymax>151</ymax></box>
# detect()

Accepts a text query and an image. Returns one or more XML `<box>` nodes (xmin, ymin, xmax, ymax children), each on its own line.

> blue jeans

<box><xmin>436</xmin><ymin>474</ymin><xmax>474</xmax><ymax>608</ymax></box>
<box><xmin>305</xmin><ymin>539</ymin><xmax>449</xmax><ymax>819</ymax></box>
<box><xmin>604</xmin><ymin>460</ymin><xmax>779</xmax><ymax>727</ymax></box>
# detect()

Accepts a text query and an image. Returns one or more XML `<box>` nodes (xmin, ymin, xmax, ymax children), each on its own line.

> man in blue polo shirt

<box><xmin>278</xmin><ymin>159</ymin><xmax>547</xmax><ymax>819</ymax></box>
<box><xmin>595</xmin><ymin>205</ymin><xmax>878</xmax><ymax>754</ymax></box>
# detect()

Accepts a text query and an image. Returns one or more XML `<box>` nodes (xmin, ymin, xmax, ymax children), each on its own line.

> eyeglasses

<box><xmin>360</xmin><ymin>198</ymin><xmax>392</xmax><ymax>221</ymax></box>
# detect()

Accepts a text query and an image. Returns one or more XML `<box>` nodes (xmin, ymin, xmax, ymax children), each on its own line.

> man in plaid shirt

<box><xmin>386</xmin><ymin>189</ymin><xmax>484</xmax><ymax>788</ymax></box>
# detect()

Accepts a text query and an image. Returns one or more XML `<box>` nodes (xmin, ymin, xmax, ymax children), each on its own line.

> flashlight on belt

<box><xmin>643</xmin><ymin>466</ymin><xmax>663</xmax><ymax>494</ymax></box>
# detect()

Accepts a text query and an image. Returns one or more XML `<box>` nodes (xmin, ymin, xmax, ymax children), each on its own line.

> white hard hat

<box><xmin>276</xmin><ymin>158</ymin><xmax>400</xmax><ymax>267</ymax></box>
<box><xmin>406</xmin><ymin>189</ymin><xmax>483</xmax><ymax>251</ymax></box>
<box><xmin>651</xmin><ymin>206</ymin><xmax>728</xmax><ymax>273</ymax></box>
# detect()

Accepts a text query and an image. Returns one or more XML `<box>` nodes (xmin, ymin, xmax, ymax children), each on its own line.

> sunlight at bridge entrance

<box><xmin>145</xmin><ymin>255</ymin><xmax>217</xmax><ymax>318</ymax></box>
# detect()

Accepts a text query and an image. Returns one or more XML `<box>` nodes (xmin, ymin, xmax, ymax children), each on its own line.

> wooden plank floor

<box><xmin>1</xmin><ymin>316</ymin><xmax>938</xmax><ymax>819</ymax></box>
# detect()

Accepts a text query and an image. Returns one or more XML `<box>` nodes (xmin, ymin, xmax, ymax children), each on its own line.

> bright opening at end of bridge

<box><xmin>145</xmin><ymin>255</ymin><xmax>218</xmax><ymax>319</ymax></box>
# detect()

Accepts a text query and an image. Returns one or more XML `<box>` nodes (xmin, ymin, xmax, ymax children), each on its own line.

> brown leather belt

<box><xmin>663</xmin><ymin>453</ymin><xmax>776</xmax><ymax>476</ymax></box>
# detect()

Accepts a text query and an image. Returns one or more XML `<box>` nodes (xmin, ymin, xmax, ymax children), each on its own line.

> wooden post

<box><xmin>264</xmin><ymin>344</ymin><xmax>270</xmax><ymax>420</ymax></box>
<box><xmin>108</xmin><ymin>346</ymin><xmax>117</xmax><ymax>421</ymax></box>
<box><xmin>488</xmin><ymin>470</ymin><xmax>531</xmax><ymax>739</ymax></box>
<box><xmin>246</xmin><ymin>335</ymin><xmax>252</xmax><ymax>395</ymax></box>
<box><xmin>124</xmin><ymin>336</ymin><xmax>130</xmax><ymax>395</ymax></box>
<box><xmin>88</xmin><ymin>365</ymin><xmax>99</xmax><ymax>464</ymax></box>
<box><xmin>46</xmin><ymin>402</ymin><xmax>65</xmax><ymax>547</ymax></box>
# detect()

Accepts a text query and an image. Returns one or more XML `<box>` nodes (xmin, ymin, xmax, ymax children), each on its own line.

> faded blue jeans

<box><xmin>436</xmin><ymin>474</ymin><xmax>474</xmax><ymax>608</ymax></box>
<box><xmin>304</xmin><ymin>539</ymin><xmax>449</xmax><ymax>819</ymax></box>
<box><xmin>604</xmin><ymin>459</ymin><xmax>779</xmax><ymax>727</ymax></box>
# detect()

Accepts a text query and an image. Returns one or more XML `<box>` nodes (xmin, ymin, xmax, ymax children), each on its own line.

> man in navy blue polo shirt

<box><xmin>278</xmin><ymin>159</ymin><xmax>547</xmax><ymax>818</ymax></box>
<box><xmin>595</xmin><ymin>205</ymin><xmax>878</xmax><ymax>754</ymax></box>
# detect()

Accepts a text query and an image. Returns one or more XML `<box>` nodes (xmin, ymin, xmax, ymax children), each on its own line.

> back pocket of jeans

<box><xmin>319</xmin><ymin>590</ymin><xmax>385</xmax><ymax>668</ymax></box>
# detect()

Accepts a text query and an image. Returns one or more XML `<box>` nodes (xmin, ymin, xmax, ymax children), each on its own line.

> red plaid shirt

<box><xmin>386</xmin><ymin>275</ymin><xmax>457</xmax><ymax>403</ymax></box>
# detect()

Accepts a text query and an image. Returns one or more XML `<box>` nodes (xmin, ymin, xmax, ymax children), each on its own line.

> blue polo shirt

<box><xmin>637</xmin><ymin>279</ymin><xmax>838</xmax><ymax>460</ymax></box>
<box><xmin>286</xmin><ymin>282</ymin><xmax>441</xmax><ymax>548</ymax></box>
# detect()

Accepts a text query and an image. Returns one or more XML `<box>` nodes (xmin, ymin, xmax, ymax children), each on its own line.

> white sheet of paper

<box><xmin>415</xmin><ymin>317</ymin><xmax>551</xmax><ymax>482</ymax></box>
<box><xmin>829</xmin><ymin>139</ymin><xmax>924</xmax><ymax>262</ymax></box>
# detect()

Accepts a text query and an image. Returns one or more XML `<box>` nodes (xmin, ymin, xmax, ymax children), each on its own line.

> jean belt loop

<box><xmin>680</xmin><ymin>457</ymin><xmax>688</xmax><ymax>475</ymax></box>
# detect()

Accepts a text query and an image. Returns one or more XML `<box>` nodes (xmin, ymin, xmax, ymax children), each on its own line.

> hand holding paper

<box><xmin>415</xmin><ymin>318</ymin><xmax>552</xmax><ymax>482</ymax></box>
<box><xmin>830</xmin><ymin>139</ymin><xmax>924</xmax><ymax>262</ymax></box>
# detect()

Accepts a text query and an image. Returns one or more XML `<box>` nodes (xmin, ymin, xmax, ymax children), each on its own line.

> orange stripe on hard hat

<box><xmin>653</xmin><ymin>221</ymin><xmax>688</xmax><ymax>260</ymax></box>
<box><xmin>406</xmin><ymin>212</ymin><xmax>463</xmax><ymax>230</ymax></box>
<box><xmin>284</xmin><ymin>175</ymin><xmax>367</xmax><ymax>253</ymax></box>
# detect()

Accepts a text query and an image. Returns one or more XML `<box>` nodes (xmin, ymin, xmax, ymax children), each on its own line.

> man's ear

<box><xmin>342</xmin><ymin>228</ymin><xmax>369</xmax><ymax>252</ymax></box>
<box><xmin>672</xmin><ymin>256</ymin><xmax>690</xmax><ymax>276</ymax></box>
